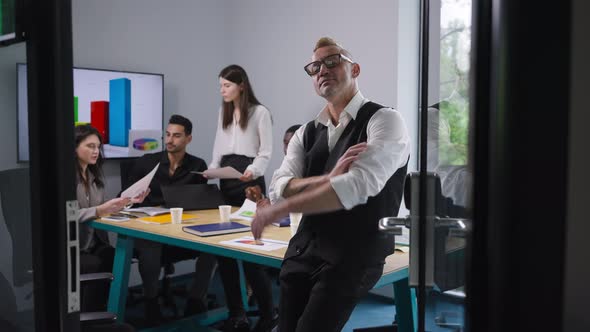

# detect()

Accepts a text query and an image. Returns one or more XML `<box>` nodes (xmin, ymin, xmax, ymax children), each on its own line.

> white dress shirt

<box><xmin>269</xmin><ymin>91</ymin><xmax>411</xmax><ymax>210</ymax></box>
<box><xmin>210</xmin><ymin>104</ymin><xmax>273</xmax><ymax>179</ymax></box>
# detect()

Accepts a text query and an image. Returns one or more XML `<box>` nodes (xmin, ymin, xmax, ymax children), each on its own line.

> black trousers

<box><xmin>80</xmin><ymin>243</ymin><xmax>115</xmax><ymax>312</ymax></box>
<box><xmin>219</xmin><ymin>154</ymin><xmax>266</xmax><ymax>206</ymax></box>
<box><xmin>278</xmin><ymin>242</ymin><xmax>384</xmax><ymax>332</ymax></box>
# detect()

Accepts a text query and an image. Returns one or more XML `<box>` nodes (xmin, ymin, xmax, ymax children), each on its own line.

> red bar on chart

<box><xmin>91</xmin><ymin>101</ymin><xmax>110</xmax><ymax>144</ymax></box>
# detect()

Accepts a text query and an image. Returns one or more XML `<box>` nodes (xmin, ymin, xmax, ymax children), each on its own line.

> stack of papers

<box><xmin>123</xmin><ymin>206</ymin><xmax>170</xmax><ymax>217</ymax></box>
<box><xmin>101</xmin><ymin>214</ymin><xmax>130</xmax><ymax>222</ymax></box>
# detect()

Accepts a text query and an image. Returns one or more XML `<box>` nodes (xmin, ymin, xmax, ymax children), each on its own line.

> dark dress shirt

<box><xmin>125</xmin><ymin>151</ymin><xmax>207</xmax><ymax>207</ymax></box>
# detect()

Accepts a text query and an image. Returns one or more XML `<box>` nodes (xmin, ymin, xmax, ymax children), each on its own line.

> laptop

<box><xmin>161</xmin><ymin>184</ymin><xmax>226</xmax><ymax>210</ymax></box>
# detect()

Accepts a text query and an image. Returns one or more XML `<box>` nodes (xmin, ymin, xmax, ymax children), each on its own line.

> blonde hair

<box><xmin>313</xmin><ymin>37</ymin><xmax>353</xmax><ymax>59</ymax></box>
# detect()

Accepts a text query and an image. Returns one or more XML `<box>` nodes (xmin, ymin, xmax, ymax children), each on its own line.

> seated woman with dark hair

<box><xmin>74</xmin><ymin>124</ymin><xmax>148</xmax><ymax>316</ymax></box>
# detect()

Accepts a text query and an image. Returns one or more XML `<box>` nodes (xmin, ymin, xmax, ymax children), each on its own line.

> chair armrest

<box><xmin>80</xmin><ymin>272</ymin><xmax>114</xmax><ymax>283</ymax></box>
<box><xmin>80</xmin><ymin>311</ymin><xmax>117</xmax><ymax>324</ymax></box>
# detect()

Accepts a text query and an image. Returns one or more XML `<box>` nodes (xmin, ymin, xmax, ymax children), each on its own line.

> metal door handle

<box><xmin>378</xmin><ymin>216</ymin><xmax>411</xmax><ymax>235</ymax></box>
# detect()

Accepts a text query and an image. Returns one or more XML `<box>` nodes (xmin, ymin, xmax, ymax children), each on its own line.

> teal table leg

<box><xmin>393</xmin><ymin>277</ymin><xmax>417</xmax><ymax>332</ymax></box>
<box><xmin>108</xmin><ymin>234</ymin><xmax>134</xmax><ymax>322</ymax></box>
<box><xmin>237</xmin><ymin>260</ymin><xmax>250</xmax><ymax>311</ymax></box>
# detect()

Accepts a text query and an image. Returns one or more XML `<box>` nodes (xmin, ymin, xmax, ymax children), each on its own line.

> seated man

<box><xmin>124</xmin><ymin>114</ymin><xmax>216</xmax><ymax>324</ymax></box>
<box><xmin>282</xmin><ymin>124</ymin><xmax>302</xmax><ymax>155</ymax></box>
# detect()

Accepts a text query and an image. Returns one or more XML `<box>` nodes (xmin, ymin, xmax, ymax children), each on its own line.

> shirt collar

<box><xmin>160</xmin><ymin>151</ymin><xmax>190</xmax><ymax>169</ymax></box>
<box><xmin>314</xmin><ymin>91</ymin><xmax>368</xmax><ymax>127</ymax></box>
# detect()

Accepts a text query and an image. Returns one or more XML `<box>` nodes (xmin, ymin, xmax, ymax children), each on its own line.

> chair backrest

<box><xmin>0</xmin><ymin>168</ymin><xmax>33</xmax><ymax>287</ymax></box>
<box><xmin>402</xmin><ymin>172</ymin><xmax>466</xmax><ymax>292</ymax></box>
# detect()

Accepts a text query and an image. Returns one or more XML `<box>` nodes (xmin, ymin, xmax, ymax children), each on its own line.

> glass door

<box><xmin>1</xmin><ymin>0</ymin><xmax>79</xmax><ymax>331</ymax></box>
<box><xmin>419</xmin><ymin>1</ymin><xmax>472</xmax><ymax>330</ymax></box>
<box><xmin>383</xmin><ymin>0</ymin><xmax>473</xmax><ymax>331</ymax></box>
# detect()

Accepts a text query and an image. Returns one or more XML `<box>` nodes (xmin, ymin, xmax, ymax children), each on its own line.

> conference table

<box><xmin>89</xmin><ymin>209</ymin><xmax>417</xmax><ymax>332</ymax></box>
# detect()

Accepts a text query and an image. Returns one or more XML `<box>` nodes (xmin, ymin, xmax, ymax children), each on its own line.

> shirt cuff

<box><xmin>245</xmin><ymin>165</ymin><xmax>259</xmax><ymax>179</ymax></box>
<box><xmin>273</xmin><ymin>176</ymin><xmax>294</xmax><ymax>200</ymax></box>
<box><xmin>330</xmin><ymin>174</ymin><xmax>357</xmax><ymax>210</ymax></box>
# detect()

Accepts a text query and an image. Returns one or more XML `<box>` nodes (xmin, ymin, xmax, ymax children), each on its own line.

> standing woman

<box><xmin>208</xmin><ymin>64</ymin><xmax>273</xmax><ymax>205</ymax></box>
<box><xmin>206</xmin><ymin>65</ymin><xmax>277</xmax><ymax>332</ymax></box>
<box><xmin>75</xmin><ymin>124</ymin><xmax>146</xmax><ymax>314</ymax></box>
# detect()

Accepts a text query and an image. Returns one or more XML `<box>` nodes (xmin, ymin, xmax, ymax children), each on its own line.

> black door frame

<box><xmin>25</xmin><ymin>0</ymin><xmax>79</xmax><ymax>330</ymax></box>
<box><xmin>468</xmin><ymin>1</ymin><xmax>571</xmax><ymax>331</ymax></box>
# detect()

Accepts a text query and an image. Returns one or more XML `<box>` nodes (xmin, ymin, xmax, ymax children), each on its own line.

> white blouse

<box><xmin>209</xmin><ymin>104</ymin><xmax>273</xmax><ymax>179</ymax></box>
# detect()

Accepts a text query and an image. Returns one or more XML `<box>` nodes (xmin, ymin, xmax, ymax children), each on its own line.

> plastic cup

<box><xmin>170</xmin><ymin>208</ymin><xmax>183</xmax><ymax>224</ymax></box>
<box><xmin>219</xmin><ymin>205</ymin><xmax>232</xmax><ymax>223</ymax></box>
<box><xmin>289</xmin><ymin>212</ymin><xmax>302</xmax><ymax>236</ymax></box>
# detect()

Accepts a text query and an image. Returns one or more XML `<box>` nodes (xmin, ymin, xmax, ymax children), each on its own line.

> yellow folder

<box><xmin>137</xmin><ymin>213</ymin><xmax>198</xmax><ymax>224</ymax></box>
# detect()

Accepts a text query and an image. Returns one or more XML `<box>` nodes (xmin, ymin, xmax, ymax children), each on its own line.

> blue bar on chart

<box><xmin>109</xmin><ymin>78</ymin><xmax>131</xmax><ymax>146</ymax></box>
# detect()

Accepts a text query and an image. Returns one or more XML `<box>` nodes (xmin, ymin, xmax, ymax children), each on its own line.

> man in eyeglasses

<box><xmin>251</xmin><ymin>37</ymin><xmax>411</xmax><ymax>331</ymax></box>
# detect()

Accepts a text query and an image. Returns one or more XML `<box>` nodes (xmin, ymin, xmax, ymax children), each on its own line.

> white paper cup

<box><xmin>219</xmin><ymin>205</ymin><xmax>232</xmax><ymax>223</ymax></box>
<box><xmin>170</xmin><ymin>208</ymin><xmax>183</xmax><ymax>224</ymax></box>
<box><xmin>289</xmin><ymin>212</ymin><xmax>302</xmax><ymax>236</ymax></box>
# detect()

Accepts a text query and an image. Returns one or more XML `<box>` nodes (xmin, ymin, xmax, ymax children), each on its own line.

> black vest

<box><xmin>283</xmin><ymin>101</ymin><xmax>408</xmax><ymax>266</ymax></box>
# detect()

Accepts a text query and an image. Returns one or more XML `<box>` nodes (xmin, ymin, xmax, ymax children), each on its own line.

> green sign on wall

<box><xmin>0</xmin><ymin>0</ymin><xmax>16</xmax><ymax>42</ymax></box>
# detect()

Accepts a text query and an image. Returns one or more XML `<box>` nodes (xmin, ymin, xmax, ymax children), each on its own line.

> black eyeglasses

<box><xmin>303</xmin><ymin>53</ymin><xmax>354</xmax><ymax>76</ymax></box>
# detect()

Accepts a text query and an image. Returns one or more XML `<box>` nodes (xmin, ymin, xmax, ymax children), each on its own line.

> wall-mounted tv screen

<box><xmin>17</xmin><ymin>63</ymin><xmax>164</xmax><ymax>161</ymax></box>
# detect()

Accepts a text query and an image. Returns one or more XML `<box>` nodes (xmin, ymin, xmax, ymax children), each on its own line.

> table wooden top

<box><xmin>93</xmin><ymin>208</ymin><xmax>409</xmax><ymax>278</ymax></box>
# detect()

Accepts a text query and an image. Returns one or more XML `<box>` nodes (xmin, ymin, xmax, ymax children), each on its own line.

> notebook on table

<box><xmin>182</xmin><ymin>222</ymin><xmax>250</xmax><ymax>237</ymax></box>
<box><xmin>272</xmin><ymin>216</ymin><xmax>290</xmax><ymax>227</ymax></box>
<box><xmin>161</xmin><ymin>184</ymin><xmax>226</xmax><ymax>210</ymax></box>
<box><xmin>137</xmin><ymin>213</ymin><xmax>198</xmax><ymax>224</ymax></box>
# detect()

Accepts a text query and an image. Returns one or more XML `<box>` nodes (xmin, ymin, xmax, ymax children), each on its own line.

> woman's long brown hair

<box><xmin>219</xmin><ymin>64</ymin><xmax>261</xmax><ymax>130</ymax></box>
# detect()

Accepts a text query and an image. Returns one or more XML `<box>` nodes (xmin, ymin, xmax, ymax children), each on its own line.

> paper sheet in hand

<box><xmin>219</xmin><ymin>236</ymin><xmax>288</xmax><ymax>252</ymax></box>
<box><xmin>197</xmin><ymin>166</ymin><xmax>243</xmax><ymax>179</ymax></box>
<box><xmin>230</xmin><ymin>199</ymin><xmax>257</xmax><ymax>222</ymax></box>
<box><xmin>121</xmin><ymin>163</ymin><xmax>159</xmax><ymax>198</ymax></box>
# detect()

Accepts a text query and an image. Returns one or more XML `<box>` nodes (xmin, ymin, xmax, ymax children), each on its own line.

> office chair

<box><xmin>0</xmin><ymin>168</ymin><xmax>33</xmax><ymax>288</ymax></box>
<box><xmin>80</xmin><ymin>272</ymin><xmax>117</xmax><ymax>325</ymax></box>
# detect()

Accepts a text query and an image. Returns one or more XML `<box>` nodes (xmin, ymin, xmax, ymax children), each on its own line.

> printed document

<box><xmin>121</xmin><ymin>163</ymin><xmax>159</xmax><ymax>198</ymax></box>
<box><xmin>192</xmin><ymin>166</ymin><xmax>243</xmax><ymax>179</ymax></box>
<box><xmin>230</xmin><ymin>199</ymin><xmax>257</xmax><ymax>222</ymax></box>
<box><xmin>219</xmin><ymin>236</ymin><xmax>288</xmax><ymax>252</ymax></box>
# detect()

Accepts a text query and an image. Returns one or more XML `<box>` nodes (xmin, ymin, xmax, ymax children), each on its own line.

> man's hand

<box><xmin>131</xmin><ymin>188</ymin><xmax>151</xmax><ymax>204</ymax></box>
<box><xmin>245</xmin><ymin>185</ymin><xmax>263</xmax><ymax>202</ymax></box>
<box><xmin>328</xmin><ymin>142</ymin><xmax>367</xmax><ymax>177</ymax></box>
<box><xmin>97</xmin><ymin>197</ymin><xmax>132</xmax><ymax>217</ymax></box>
<box><xmin>239</xmin><ymin>170</ymin><xmax>254</xmax><ymax>182</ymax></box>
<box><xmin>251</xmin><ymin>203</ymin><xmax>283</xmax><ymax>239</ymax></box>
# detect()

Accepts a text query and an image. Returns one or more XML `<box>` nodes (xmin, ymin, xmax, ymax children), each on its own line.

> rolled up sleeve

<box><xmin>330</xmin><ymin>108</ymin><xmax>410</xmax><ymax>210</ymax></box>
<box><xmin>268</xmin><ymin>125</ymin><xmax>306</xmax><ymax>203</ymax></box>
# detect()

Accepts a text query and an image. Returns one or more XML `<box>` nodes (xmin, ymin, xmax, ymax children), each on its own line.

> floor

<box><xmin>123</xmin><ymin>268</ymin><xmax>465</xmax><ymax>332</ymax></box>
